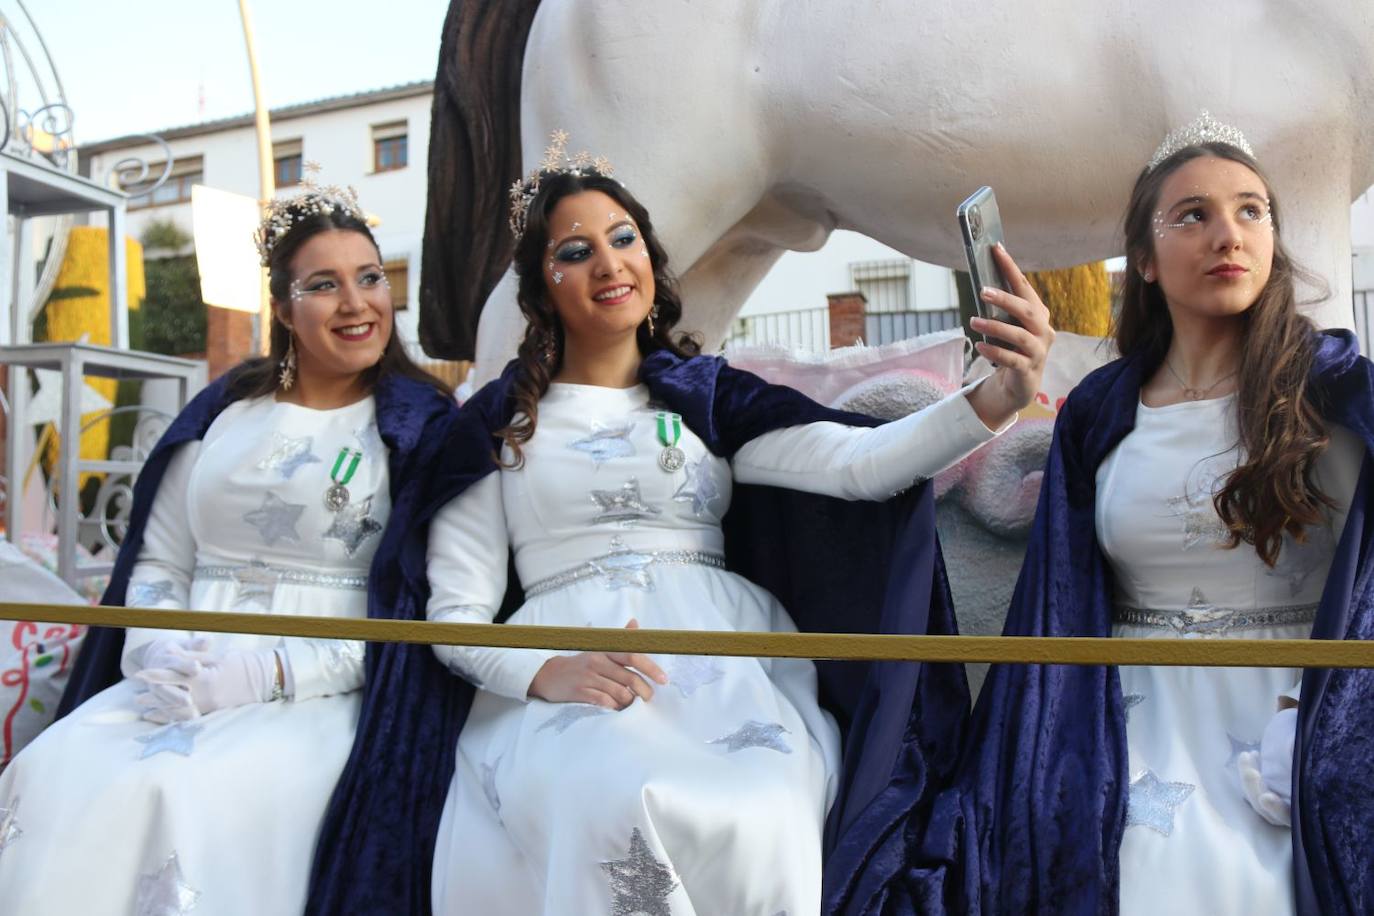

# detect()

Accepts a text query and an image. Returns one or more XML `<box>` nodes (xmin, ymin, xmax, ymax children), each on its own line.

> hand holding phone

<box><xmin>957</xmin><ymin>186</ymin><xmax>1020</xmax><ymax>352</ymax></box>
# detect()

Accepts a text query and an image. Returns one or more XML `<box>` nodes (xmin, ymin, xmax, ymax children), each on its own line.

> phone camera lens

<box><xmin>969</xmin><ymin>207</ymin><xmax>983</xmax><ymax>240</ymax></box>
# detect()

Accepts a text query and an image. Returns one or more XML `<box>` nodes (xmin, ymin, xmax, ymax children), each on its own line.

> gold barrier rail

<box><xmin>3</xmin><ymin>601</ymin><xmax>1373</xmax><ymax>668</ymax></box>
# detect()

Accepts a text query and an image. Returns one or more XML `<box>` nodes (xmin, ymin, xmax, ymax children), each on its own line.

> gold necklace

<box><xmin>1164</xmin><ymin>358</ymin><xmax>1237</xmax><ymax>401</ymax></box>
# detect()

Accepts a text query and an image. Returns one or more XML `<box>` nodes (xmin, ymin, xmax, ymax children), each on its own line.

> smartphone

<box><xmin>956</xmin><ymin>186</ymin><xmax>1019</xmax><ymax>352</ymax></box>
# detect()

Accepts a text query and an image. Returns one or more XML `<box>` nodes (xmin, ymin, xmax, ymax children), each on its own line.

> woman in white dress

<box><xmin>0</xmin><ymin>182</ymin><xmax>456</xmax><ymax>915</ymax></box>
<box><xmin>421</xmin><ymin>145</ymin><xmax>1056</xmax><ymax>915</ymax></box>
<box><xmin>919</xmin><ymin>115</ymin><xmax>1374</xmax><ymax>915</ymax></box>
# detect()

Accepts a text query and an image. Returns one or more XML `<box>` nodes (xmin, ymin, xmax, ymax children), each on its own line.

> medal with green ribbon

<box><xmin>324</xmin><ymin>447</ymin><xmax>363</xmax><ymax>511</ymax></box>
<box><xmin>655</xmin><ymin>411</ymin><xmax>686</xmax><ymax>472</ymax></box>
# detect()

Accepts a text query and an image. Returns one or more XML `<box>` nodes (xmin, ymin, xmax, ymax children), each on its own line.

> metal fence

<box><xmin>725</xmin><ymin>308</ymin><xmax>830</xmax><ymax>351</ymax></box>
<box><xmin>866</xmin><ymin>308</ymin><xmax>961</xmax><ymax>346</ymax></box>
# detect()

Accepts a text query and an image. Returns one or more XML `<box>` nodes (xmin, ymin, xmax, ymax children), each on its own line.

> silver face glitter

<box><xmin>135</xmin><ymin>852</ymin><xmax>202</xmax><ymax>916</ymax></box>
<box><xmin>536</xmin><ymin>703</ymin><xmax>609</xmax><ymax>735</ymax></box>
<box><xmin>570</xmin><ymin>221</ymin><xmax>581</xmax><ymax>231</ymax></box>
<box><xmin>599</xmin><ymin>828</ymin><xmax>678</xmax><ymax>916</ymax></box>
<box><xmin>708</xmin><ymin>720</ymin><xmax>793</xmax><ymax>754</ymax></box>
<box><xmin>135</xmin><ymin>722</ymin><xmax>204</xmax><ymax>759</ymax></box>
<box><xmin>552</xmin><ymin>271</ymin><xmax>563</xmax><ymax>285</ymax></box>
<box><xmin>241</xmin><ymin>492</ymin><xmax>306</xmax><ymax>547</ymax></box>
<box><xmin>1125</xmin><ymin>769</ymin><xmax>1195</xmax><ymax>836</ymax></box>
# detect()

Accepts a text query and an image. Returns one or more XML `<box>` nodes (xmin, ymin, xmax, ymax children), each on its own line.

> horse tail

<box><xmin>419</xmin><ymin>0</ymin><xmax>542</xmax><ymax>360</ymax></box>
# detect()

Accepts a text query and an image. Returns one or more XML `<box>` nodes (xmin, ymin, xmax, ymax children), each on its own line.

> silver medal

<box><xmin>324</xmin><ymin>482</ymin><xmax>351</xmax><ymax>512</ymax></box>
<box><xmin>658</xmin><ymin>445</ymin><xmax>686</xmax><ymax>473</ymax></box>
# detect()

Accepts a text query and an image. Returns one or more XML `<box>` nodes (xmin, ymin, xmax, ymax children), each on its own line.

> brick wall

<box><xmin>205</xmin><ymin>307</ymin><xmax>254</xmax><ymax>380</ymax></box>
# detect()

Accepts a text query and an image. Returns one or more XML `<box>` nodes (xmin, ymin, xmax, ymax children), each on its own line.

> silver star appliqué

<box><xmin>590</xmin><ymin>549</ymin><xmax>656</xmax><ymax>591</ymax></box>
<box><xmin>709</xmin><ymin>720</ymin><xmax>792</xmax><ymax>754</ymax></box>
<box><xmin>664</xmin><ymin>655</ymin><xmax>724</xmax><ymax>698</ymax></box>
<box><xmin>600</xmin><ymin>827</ymin><xmax>678</xmax><ymax>916</ymax></box>
<box><xmin>480</xmin><ymin>757</ymin><xmax>502</xmax><ymax>816</ymax></box>
<box><xmin>537</xmin><ymin>704</ymin><xmax>609</xmax><ymax>735</ymax></box>
<box><xmin>1267</xmin><ymin>524</ymin><xmax>1335</xmax><ymax>595</ymax></box>
<box><xmin>0</xmin><ymin>797</ymin><xmax>22</xmax><ymax>860</ymax></box>
<box><xmin>590</xmin><ymin>478</ymin><xmax>662</xmax><ymax>526</ymax></box>
<box><xmin>353</xmin><ymin>419</ymin><xmax>386</xmax><ymax>463</ymax></box>
<box><xmin>136</xmin><ymin>722</ymin><xmax>204</xmax><ymax>759</ymax></box>
<box><xmin>1126</xmin><ymin>769</ymin><xmax>1195</xmax><ymax>836</ymax></box>
<box><xmin>324</xmin><ymin>496</ymin><xmax>384</xmax><ymax>557</ymax></box>
<box><xmin>1165</xmin><ymin>491</ymin><xmax>1230</xmax><ymax>550</ymax></box>
<box><xmin>128</xmin><ymin>579</ymin><xmax>177</xmax><ymax>607</ymax></box>
<box><xmin>672</xmin><ymin>456</ymin><xmax>722</xmax><ymax>517</ymax></box>
<box><xmin>230</xmin><ymin>561</ymin><xmax>280</xmax><ymax>611</ymax></box>
<box><xmin>1123</xmin><ymin>693</ymin><xmax>1146</xmax><ymax>722</ymax></box>
<box><xmin>241</xmin><ymin>492</ymin><xmax>305</xmax><ymax>546</ymax></box>
<box><xmin>255</xmin><ymin>433</ymin><xmax>321</xmax><ymax>480</ymax></box>
<box><xmin>568</xmin><ymin>421</ymin><xmax>637</xmax><ymax>466</ymax></box>
<box><xmin>135</xmin><ymin>851</ymin><xmax>201</xmax><ymax>916</ymax></box>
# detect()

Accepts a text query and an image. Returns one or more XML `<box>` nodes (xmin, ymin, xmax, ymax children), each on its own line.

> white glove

<box><xmin>1237</xmin><ymin>707</ymin><xmax>1297</xmax><ymax>827</ymax></box>
<box><xmin>130</xmin><ymin>636</ymin><xmax>217</xmax><ymax>676</ymax></box>
<box><xmin>134</xmin><ymin>648</ymin><xmax>281</xmax><ymax>723</ymax></box>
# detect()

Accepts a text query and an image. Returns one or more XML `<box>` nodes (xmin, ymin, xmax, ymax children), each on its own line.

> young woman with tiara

<box><xmin>910</xmin><ymin>114</ymin><xmax>1374</xmax><ymax>915</ymax></box>
<box><xmin>303</xmin><ymin>134</ymin><xmax>1056</xmax><ymax>914</ymax></box>
<box><xmin>0</xmin><ymin>174</ymin><xmax>457</xmax><ymax>914</ymax></box>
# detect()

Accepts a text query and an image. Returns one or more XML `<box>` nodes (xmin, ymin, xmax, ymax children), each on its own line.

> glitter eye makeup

<box><xmin>554</xmin><ymin>242</ymin><xmax>592</xmax><ymax>263</ymax></box>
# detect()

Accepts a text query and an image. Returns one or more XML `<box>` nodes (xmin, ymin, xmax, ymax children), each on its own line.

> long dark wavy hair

<box><xmin>497</xmin><ymin>170</ymin><xmax>701</xmax><ymax>466</ymax></box>
<box><xmin>1116</xmin><ymin>141</ymin><xmax>1331</xmax><ymax>566</ymax></box>
<box><xmin>225</xmin><ymin>207</ymin><xmax>451</xmax><ymax>401</ymax></box>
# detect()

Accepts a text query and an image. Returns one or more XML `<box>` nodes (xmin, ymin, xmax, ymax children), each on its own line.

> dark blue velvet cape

<box><xmin>304</xmin><ymin>350</ymin><xmax>972</xmax><ymax>915</ymax></box>
<box><xmin>55</xmin><ymin>370</ymin><xmax>461</xmax><ymax>717</ymax></box>
<box><xmin>911</xmin><ymin>330</ymin><xmax>1374</xmax><ymax>915</ymax></box>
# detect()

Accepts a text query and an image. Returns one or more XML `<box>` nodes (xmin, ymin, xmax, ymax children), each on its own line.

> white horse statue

<box><xmin>418</xmin><ymin>0</ymin><xmax>1374</xmax><ymax>383</ymax></box>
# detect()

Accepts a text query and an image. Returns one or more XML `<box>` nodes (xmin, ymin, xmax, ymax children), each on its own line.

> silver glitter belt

<box><xmin>194</xmin><ymin>563</ymin><xmax>368</xmax><ymax>591</ymax></box>
<box><xmin>523</xmin><ymin>548</ymin><xmax>727</xmax><ymax>598</ymax></box>
<box><xmin>1113</xmin><ymin>602</ymin><xmax>1318</xmax><ymax>636</ymax></box>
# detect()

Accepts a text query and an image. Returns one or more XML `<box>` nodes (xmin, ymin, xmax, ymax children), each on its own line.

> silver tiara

<box><xmin>1147</xmin><ymin>111</ymin><xmax>1255</xmax><ymax>172</ymax></box>
<box><xmin>508</xmin><ymin>129</ymin><xmax>615</xmax><ymax>244</ymax></box>
<box><xmin>253</xmin><ymin>162</ymin><xmax>367</xmax><ymax>266</ymax></box>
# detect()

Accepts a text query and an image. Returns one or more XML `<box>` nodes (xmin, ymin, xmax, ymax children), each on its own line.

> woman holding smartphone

<box><xmin>303</xmin><ymin>136</ymin><xmax>1056</xmax><ymax>914</ymax></box>
<box><xmin>911</xmin><ymin>115</ymin><xmax>1374</xmax><ymax>915</ymax></box>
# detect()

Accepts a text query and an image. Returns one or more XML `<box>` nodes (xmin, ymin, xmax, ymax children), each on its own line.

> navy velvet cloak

<box><xmin>305</xmin><ymin>350</ymin><xmax>972</xmax><ymax>915</ymax></box>
<box><xmin>912</xmin><ymin>330</ymin><xmax>1374</xmax><ymax>915</ymax></box>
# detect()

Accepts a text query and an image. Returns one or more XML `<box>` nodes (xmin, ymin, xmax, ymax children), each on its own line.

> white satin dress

<box><xmin>0</xmin><ymin>395</ymin><xmax>385</xmax><ymax>915</ymax></box>
<box><xmin>426</xmin><ymin>379</ymin><xmax>1004</xmax><ymax>916</ymax></box>
<box><xmin>1096</xmin><ymin>394</ymin><xmax>1363</xmax><ymax>916</ymax></box>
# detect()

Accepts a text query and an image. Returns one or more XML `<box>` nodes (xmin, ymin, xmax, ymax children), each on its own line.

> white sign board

<box><xmin>192</xmin><ymin>185</ymin><xmax>262</xmax><ymax>314</ymax></box>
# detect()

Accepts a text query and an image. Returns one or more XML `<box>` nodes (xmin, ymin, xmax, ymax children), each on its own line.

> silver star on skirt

<box><xmin>135</xmin><ymin>851</ymin><xmax>201</xmax><ymax>916</ymax></box>
<box><xmin>0</xmin><ymin>797</ymin><xmax>22</xmax><ymax>860</ymax></box>
<box><xmin>600</xmin><ymin>827</ymin><xmax>678</xmax><ymax>916</ymax></box>
<box><xmin>1125</xmin><ymin>769</ymin><xmax>1195</xmax><ymax>836</ymax></box>
<box><xmin>709</xmin><ymin>720</ymin><xmax>793</xmax><ymax>754</ymax></box>
<box><xmin>128</xmin><ymin>579</ymin><xmax>177</xmax><ymax>607</ymax></box>
<box><xmin>135</xmin><ymin>722</ymin><xmax>204</xmax><ymax>759</ymax></box>
<box><xmin>536</xmin><ymin>704</ymin><xmax>609</xmax><ymax>735</ymax></box>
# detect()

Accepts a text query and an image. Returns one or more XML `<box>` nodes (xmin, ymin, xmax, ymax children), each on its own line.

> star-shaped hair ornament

<box><xmin>1147</xmin><ymin>110</ymin><xmax>1255</xmax><ymax>172</ymax></box>
<box><xmin>508</xmin><ymin>129</ymin><xmax>617</xmax><ymax>244</ymax></box>
<box><xmin>253</xmin><ymin>161</ymin><xmax>367</xmax><ymax>266</ymax></box>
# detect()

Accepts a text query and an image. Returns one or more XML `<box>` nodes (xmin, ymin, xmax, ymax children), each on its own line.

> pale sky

<box><xmin>29</xmin><ymin>0</ymin><xmax>450</xmax><ymax>144</ymax></box>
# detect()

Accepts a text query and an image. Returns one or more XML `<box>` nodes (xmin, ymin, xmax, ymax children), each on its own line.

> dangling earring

<box><xmin>646</xmin><ymin>307</ymin><xmax>657</xmax><ymax>337</ymax></box>
<box><xmin>540</xmin><ymin>328</ymin><xmax>558</xmax><ymax>365</ymax></box>
<box><xmin>278</xmin><ymin>333</ymin><xmax>298</xmax><ymax>390</ymax></box>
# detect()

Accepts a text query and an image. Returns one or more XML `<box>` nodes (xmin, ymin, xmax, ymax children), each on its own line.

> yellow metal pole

<box><xmin>238</xmin><ymin>0</ymin><xmax>275</xmax><ymax>355</ymax></box>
